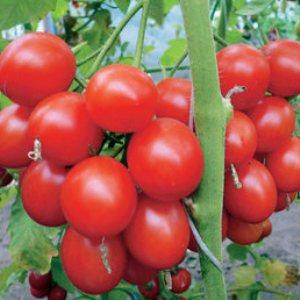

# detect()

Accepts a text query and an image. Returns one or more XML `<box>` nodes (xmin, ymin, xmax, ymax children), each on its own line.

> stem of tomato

<box><xmin>169</xmin><ymin>49</ymin><xmax>188</xmax><ymax>77</ymax></box>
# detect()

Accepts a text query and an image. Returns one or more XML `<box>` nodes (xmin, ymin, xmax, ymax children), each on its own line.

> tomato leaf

<box><xmin>227</xmin><ymin>243</ymin><xmax>249</xmax><ymax>262</ymax></box>
<box><xmin>0</xmin><ymin>93</ymin><xmax>12</xmax><ymax>110</ymax></box>
<box><xmin>235</xmin><ymin>0</ymin><xmax>274</xmax><ymax>16</ymax></box>
<box><xmin>160</xmin><ymin>38</ymin><xmax>186</xmax><ymax>67</ymax></box>
<box><xmin>149</xmin><ymin>0</ymin><xmax>164</xmax><ymax>25</ymax></box>
<box><xmin>163</xmin><ymin>0</ymin><xmax>178</xmax><ymax>14</ymax></box>
<box><xmin>114</xmin><ymin>0</ymin><xmax>130</xmax><ymax>14</ymax></box>
<box><xmin>0</xmin><ymin>185</ymin><xmax>17</xmax><ymax>210</ymax></box>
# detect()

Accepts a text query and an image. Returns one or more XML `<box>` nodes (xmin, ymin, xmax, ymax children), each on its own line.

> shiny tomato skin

<box><xmin>127</xmin><ymin>118</ymin><xmax>204</xmax><ymax>202</ymax></box>
<box><xmin>30</xmin><ymin>287</ymin><xmax>50</xmax><ymax>298</ymax></box>
<box><xmin>217</xmin><ymin>44</ymin><xmax>270</xmax><ymax>111</ymax></box>
<box><xmin>0</xmin><ymin>168</ymin><xmax>13</xmax><ymax>187</ymax></box>
<box><xmin>61</xmin><ymin>227</ymin><xmax>127</xmax><ymax>295</ymax></box>
<box><xmin>28</xmin><ymin>92</ymin><xmax>103</xmax><ymax>166</ymax></box>
<box><xmin>171</xmin><ymin>269</ymin><xmax>192</xmax><ymax>294</ymax></box>
<box><xmin>224</xmin><ymin>159</ymin><xmax>277</xmax><ymax>223</ymax></box>
<box><xmin>138</xmin><ymin>277</ymin><xmax>160</xmax><ymax>299</ymax></box>
<box><xmin>123</xmin><ymin>256</ymin><xmax>158</xmax><ymax>285</ymax></box>
<box><xmin>0</xmin><ymin>104</ymin><xmax>32</xmax><ymax>168</ymax></box>
<box><xmin>0</xmin><ymin>32</ymin><xmax>76</xmax><ymax>107</ymax></box>
<box><xmin>48</xmin><ymin>286</ymin><xmax>67</xmax><ymax>300</ymax></box>
<box><xmin>275</xmin><ymin>192</ymin><xmax>297</xmax><ymax>212</ymax></box>
<box><xmin>124</xmin><ymin>194</ymin><xmax>189</xmax><ymax>269</ymax></box>
<box><xmin>261</xmin><ymin>219</ymin><xmax>272</xmax><ymax>239</ymax></box>
<box><xmin>29</xmin><ymin>271</ymin><xmax>52</xmax><ymax>290</ymax></box>
<box><xmin>21</xmin><ymin>160</ymin><xmax>67</xmax><ymax>227</ymax></box>
<box><xmin>248</xmin><ymin>97</ymin><xmax>295</xmax><ymax>153</ymax></box>
<box><xmin>61</xmin><ymin>156</ymin><xmax>137</xmax><ymax>238</ymax></box>
<box><xmin>225</xmin><ymin>111</ymin><xmax>257</xmax><ymax>166</ymax></box>
<box><xmin>156</xmin><ymin>78</ymin><xmax>192</xmax><ymax>125</ymax></box>
<box><xmin>266</xmin><ymin>137</ymin><xmax>300</xmax><ymax>192</ymax></box>
<box><xmin>262</xmin><ymin>39</ymin><xmax>300</xmax><ymax>97</ymax></box>
<box><xmin>85</xmin><ymin>64</ymin><xmax>157</xmax><ymax>133</ymax></box>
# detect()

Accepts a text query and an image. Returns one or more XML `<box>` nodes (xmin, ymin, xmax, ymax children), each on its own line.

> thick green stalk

<box><xmin>180</xmin><ymin>0</ymin><xmax>227</xmax><ymax>299</ymax></box>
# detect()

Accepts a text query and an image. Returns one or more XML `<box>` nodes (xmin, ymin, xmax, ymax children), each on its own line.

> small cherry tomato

<box><xmin>275</xmin><ymin>192</ymin><xmax>297</xmax><ymax>212</ymax></box>
<box><xmin>138</xmin><ymin>277</ymin><xmax>160</xmax><ymax>299</ymax></box>
<box><xmin>30</xmin><ymin>287</ymin><xmax>50</xmax><ymax>298</ymax></box>
<box><xmin>29</xmin><ymin>271</ymin><xmax>52</xmax><ymax>290</ymax></box>
<box><xmin>171</xmin><ymin>268</ymin><xmax>192</xmax><ymax>294</ymax></box>
<box><xmin>0</xmin><ymin>168</ymin><xmax>13</xmax><ymax>187</ymax></box>
<box><xmin>48</xmin><ymin>286</ymin><xmax>67</xmax><ymax>300</ymax></box>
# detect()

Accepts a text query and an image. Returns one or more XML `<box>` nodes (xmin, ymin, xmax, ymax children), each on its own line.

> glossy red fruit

<box><xmin>261</xmin><ymin>219</ymin><xmax>272</xmax><ymax>239</ymax></box>
<box><xmin>224</xmin><ymin>159</ymin><xmax>277</xmax><ymax>223</ymax></box>
<box><xmin>171</xmin><ymin>268</ymin><xmax>192</xmax><ymax>294</ymax></box>
<box><xmin>21</xmin><ymin>160</ymin><xmax>67</xmax><ymax>227</ymax></box>
<box><xmin>61</xmin><ymin>227</ymin><xmax>127</xmax><ymax>295</ymax></box>
<box><xmin>28</xmin><ymin>92</ymin><xmax>103</xmax><ymax>166</ymax></box>
<box><xmin>29</xmin><ymin>271</ymin><xmax>52</xmax><ymax>290</ymax></box>
<box><xmin>156</xmin><ymin>78</ymin><xmax>192</xmax><ymax>125</ymax></box>
<box><xmin>0</xmin><ymin>104</ymin><xmax>32</xmax><ymax>168</ymax></box>
<box><xmin>30</xmin><ymin>287</ymin><xmax>50</xmax><ymax>298</ymax></box>
<box><xmin>248</xmin><ymin>97</ymin><xmax>295</xmax><ymax>153</ymax></box>
<box><xmin>124</xmin><ymin>194</ymin><xmax>189</xmax><ymax>269</ymax></box>
<box><xmin>225</xmin><ymin>111</ymin><xmax>257</xmax><ymax>166</ymax></box>
<box><xmin>85</xmin><ymin>64</ymin><xmax>157</xmax><ymax>133</ymax></box>
<box><xmin>227</xmin><ymin>216</ymin><xmax>263</xmax><ymax>245</ymax></box>
<box><xmin>61</xmin><ymin>156</ymin><xmax>137</xmax><ymax>238</ymax></box>
<box><xmin>127</xmin><ymin>118</ymin><xmax>204</xmax><ymax>202</ymax></box>
<box><xmin>0</xmin><ymin>168</ymin><xmax>13</xmax><ymax>187</ymax></box>
<box><xmin>0</xmin><ymin>32</ymin><xmax>76</xmax><ymax>107</ymax></box>
<box><xmin>138</xmin><ymin>278</ymin><xmax>160</xmax><ymax>299</ymax></box>
<box><xmin>266</xmin><ymin>137</ymin><xmax>300</xmax><ymax>192</ymax></box>
<box><xmin>275</xmin><ymin>192</ymin><xmax>297</xmax><ymax>212</ymax></box>
<box><xmin>124</xmin><ymin>256</ymin><xmax>158</xmax><ymax>285</ymax></box>
<box><xmin>217</xmin><ymin>44</ymin><xmax>270</xmax><ymax>111</ymax></box>
<box><xmin>48</xmin><ymin>286</ymin><xmax>67</xmax><ymax>300</ymax></box>
<box><xmin>262</xmin><ymin>39</ymin><xmax>300</xmax><ymax>97</ymax></box>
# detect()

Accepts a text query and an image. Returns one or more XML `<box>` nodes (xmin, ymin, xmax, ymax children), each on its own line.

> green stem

<box><xmin>210</xmin><ymin>0</ymin><xmax>221</xmax><ymax>20</ymax></box>
<box><xmin>180</xmin><ymin>0</ymin><xmax>227</xmax><ymax>299</ymax></box>
<box><xmin>74</xmin><ymin>73</ymin><xmax>87</xmax><ymax>88</ymax></box>
<box><xmin>133</xmin><ymin>0</ymin><xmax>150</xmax><ymax>68</ymax></box>
<box><xmin>213</xmin><ymin>33</ymin><xmax>228</xmax><ymax>47</ymax></box>
<box><xmin>169</xmin><ymin>49</ymin><xmax>188</xmax><ymax>77</ymax></box>
<box><xmin>147</xmin><ymin>65</ymin><xmax>190</xmax><ymax>73</ymax></box>
<box><xmin>216</xmin><ymin>0</ymin><xmax>231</xmax><ymax>50</ymax></box>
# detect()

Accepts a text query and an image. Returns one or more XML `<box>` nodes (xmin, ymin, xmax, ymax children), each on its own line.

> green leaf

<box><xmin>163</xmin><ymin>0</ymin><xmax>178</xmax><ymax>14</ymax></box>
<box><xmin>52</xmin><ymin>0</ymin><xmax>68</xmax><ymax>21</ymax></box>
<box><xmin>0</xmin><ymin>185</ymin><xmax>17</xmax><ymax>210</ymax></box>
<box><xmin>235</xmin><ymin>0</ymin><xmax>274</xmax><ymax>16</ymax></box>
<box><xmin>233</xmin><ymin>266</ymin><xmax>257</xmax><ymax>288</ymax></box>
<box><xmin>0</xmin><ymin>38</ymin><xmax>9</xmax><ymax>52</ymax></box>
<box><xmin>114</xmin><ymin>0</ymin><xmax>130</xmax><ymax>13</ymax></box>
<box><xmin>227</xmin><ymin>243</ymin><xmax>249</xmax><ymax>262</ymax></box>
<box><xmin>149</xmin><ymin>0</ymin><xmax>164</xmax><ymax>25</ymax></box>
<box><xmin>0</xmin><ymin>93</ymin><xmax>12</xmax><ymax>110</ymax></box>
<box><xmin>160</xmin><ymin>38</ymin><xmax>186</xmax><ymax>67</ymax></box>
<box><xmin>0</xmin><ymin>0</ymin><xmax>57</xmax><ymax>31</ymax></box>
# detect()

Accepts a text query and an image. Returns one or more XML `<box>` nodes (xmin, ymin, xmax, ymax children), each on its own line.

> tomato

<box><xmin>0</xmin><ymin>168</ymin><xmax>13</xmax><ymax>187</ymax></box>
<box><xmin>29</xmin><ymin>271</ymin><xmax>52</xmax><ymax>290</ymax></box>
<box><xmin>30</xmin><ymin>287</ymin><xmax>50</xmax><ymax>298</ymax></box>
<box><xmin>124</xmin><ymin>256</ymin><xmax>158</xmax><ymax>285</ymax></box>
<box><xmin>248</xmin><ymin>97</ymin><xmax>295</xmax><ymax>153</ymax></box>
<box><xmin>260</xmin><ymin>219</ymin><xmax>272</xmax><ymax>239</ymax></box>
<box><xmin>138</xmin><ymin>278</ymin><xmax>160</xmax><ymax>299</ymax></box>
<box><xmin>227</xmin><ymin>216</ymin><xmax>263</xmax><ymax>245</ymax></box>
<box><xmin>156</xmin><ymin>78</ymin><xmax>192</xmax><ymax>125</ymax></box>
<box><xmin>124</xmin><ymin>194</ymin><xmax>189</xmax><ymax>269</ymax></box>
<box><xmin>266</xmin><ymin>137</ymin><xmax>300</xmax><ymax>192</ymax></box>
<box><xmin>224</xmin><ymin>159</ymin><xmax>277</xmax><ymax>223</ymax></box>
<box><xmin>48</xmin><ymin>286</ymin><xmax>67</xmax><ymax>300</ymax></box>
<box><xmin>127</xmin><ymin>118</ymin><xmax>204</xmax><ymax>202</ymax></box>
<box><xmin>262</xmin><ymin>39</ymin><xmax>300</xmax><ymax>97</ymax></box>
<box><xmin>85</xmin><ymin>64</ymin><xmax>157</xmax><ymax>133</ymax></box>
<box><xmin>0</xmin><ymin>33</ymin><xmax>75</xmax><ymax>107</ymax></box>
<box><xmin>0</xmin><ymin>104</ymin><xmax>32</xmax><ymax>168</ymax></box>
<box><xmin>29</xmin><ymin>92</ymin><xmax>103</xmax><ymax>166</ymax></box>
<box><xmin>275</xmin><ymin>192</ymin><xmax>297</xmax><ymax>212</ymax></box>
<box><xmin>225</xmin><ymin>111</ymin><xmax>257</xmax><ymax>166</ymax></box>
<box><xmin>171</xmin><ymin>268</ymin><xmax>191</xmax><ymax>294</ymax></box>
<box><xmin>21</xmin><ymin>160</ymin><xmax>67</xmax><ymax>227</ymax></box>
<box><xmin>61</xmin><ymin>156</ymin><xmax>137</xmax><ymax>238</ymax></box>
<box><xmin>217</xmin><ymin>44</ymin><xmax>270</xmax><ymax>111</ymax></box>
<box><xmin>61</xmin><ymin>227</ymin><xmax>127</xmax><ymax>295</ymax></box>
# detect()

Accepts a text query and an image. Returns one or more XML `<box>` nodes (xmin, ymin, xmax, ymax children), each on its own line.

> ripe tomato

<box><xmin>0</xmin><ymin>104</ymin><xmax>32</xmax><ymax>168</ymax></box>
<box><xmin>261</xmin><ymin>219</ymin><xmax>272</xmax><ymax>239</ymax></box>
<box><xmin>138</xmin><ymin>278</ymin><xmax>160</xmax><ymax>299</ymax></box>
<box><xmin>21</xmin><ymin>160</ymin><xmax>67</xmax><ymax>227</ymax></box>
<box><xmin>224</xmin><ymin>159</ymin><xmax>277</xmax><ymax>223</ymax></box>
<box><xmin>85</xmin><ymin>64</ymin><xmax>157</xmax><ymax>133</ymax></box>
<box><xmin>0</xmin><ymin>32</ymin><xmax>76</xmax><ymax>107</ymax></box>
<box><xmin>262</xmin><ymin>39</ymin><xmax>300</xmax><ymax>97</ymax></box>
<box><xmin>225</xmin><ymin>111</ymin><xmax>257</xmax><ymax>166</ymax></box>
<box><xmin>124</xmin><ymin>256</ymin><xmax>158</xmax><ymax>285</ymax></box>
<box><xmin>29</xmin><ymin>271</ymin><xmax>52</xmax><ymax>290</ymax></box>
<box><xmin>171</xmin><ymin>268</ymin><xmax>191</xmax><ymax>294</ymax></box>
<box><xmin>61</xmin><ymin>156</ymin><xmax>137</xmax><ymax>238</ymax></box>
<box><xmin>30</xmin><ymin>287</ymin><xmax>50</xmax><ymax>298</ymax></box>
<box><xmin>227</xmin><ymin>216</ymin><xmax>263</xmax><ymax>245</ymax></box>
<box><xmin>127</xmin><ymin>118</ymin><xmax>204</xmax><ymax>202</ymax></box>
<box><xmin>217</xmin><ymin>44</ymin><xmax>270</xmax><ymax>111</ymax></box>
<box><xmin>266</xmin><ymin>137</ymin><xmax>300</xmax><ymax>192</ymax></box>
<box><xmin>124</xmin><ymin>194</ymin><xmax>189</xmax><ymax>269</ymax></box>
<box><xmin>48</xmin><ymin>286</ymin><xmax>67</xmax><ymax>300</ymax></box>
<box><xmin>28</xmin><ymin>92</ymin><xmax>103</xmax><ymax>166</ymax></box>
<box><xmin>248</xmin><ymin>97</ymin><xmax>295</xmax><ymax>153</ymax></box>
<box><xmin>275</xmin><ymin>192</ymin><xmax>297</xmax><ymax>212</ymax></box>
<box><xmin>156</xmin><ymin>78</ymin><xmax>192</xmax><ymax>125</ymax></box>
<box><xmin>0</xmin><ymin>168</ymin><xmax>13</xmax><ymax>187</ymax></box>
<box><xmin>61</xmin><ymin>227</ymin><xmax>127</xmax><ymax>295</ymax></box>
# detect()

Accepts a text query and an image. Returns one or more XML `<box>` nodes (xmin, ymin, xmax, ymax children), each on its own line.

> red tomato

<box><xmin>28</xmin><ymin>92</ymin><xmax>103</xmax><ymax>166</ymax></box>
<box><xmin>123</xmin><ymin>256</ymin><xmax>158</xmax><ymax>285</ymax></box>
<box><xmin>156</xmin><ymin>78</ymin><xmax>192</xmax><ymax>125</ymax></box>
<box><xmin>171</xmin><ymin>268</ymin><xmax>192</xmax><ymax>294</ymax></box>
<box><xmin>225</xmin><ymin>111</ymin><xmax>257</xmax><ymax>166</ymax></box>
<box><xmin>61</xmin><ymin>156</ymin><xmax>137</xmax><ymax>238</ymax></box>
<box><xmin>0</xmin><ymin>168</ymin><xmax>13</xmax><ymax>187</ymax></box>
<box><xmin>227</xmin><ymin>216</ymin><xmax>263</xmax><ymax>245</ymax></box>
<box><xmin>262</xmin><ymin>39</ymin><xmax>300</xmax><ymax>97</ymax></box>
<box><xmin>275</xmin><ymin>192</ymin><xmax>297</xmax><ymax>212</ymax></box>
<box><xmin>30</xmin><ymin>287</ymin><xmax>50</xmax><ymax>298</ymax></box>
<box><xmin>261</xmin><ymin>219</ymin><xmax>272</xmax><ymax>239</ymax></box>
<box><xmin>85</xmin><ymin>64</ymin><xmax>157</xmax><ymax>133</ymax></box>
<box><xmin>61</xmin><ymin>227</ymin><xmax>127</xmax><ymax>295</ymax></box>
<box><xmin>29</xmin><ymin>271</ymin><xmax>52</xmax><ymax>290</ymax></box>
<box><xmin>124</xmin><ymin>194</ymin><xmax>189</xmax><ymax>269</ymax></box>
<box><xmin>266</xmin><ymin>137</ymin><xmax>300</xmax><ymax>192</ymax></box>
<box><xmin>127</xmin><ymin>118</ymin><xmax>204</xmax><ymax>202</ymax></box>
<box><xmin>248</xmin><ymin>97</ymin><xmax>295</xmax><ymax>153</ymax></box>
<box><xmin>21</xmin><ymin>160</ymin><xmax>67</xmax><ymax>227</ymax></box>
<box><xmin>0</xmin><ymin>33</ymin><xmax>75</xmax><ymax>107</ymax></box>
<box><xmin>224</xmin><ymin>159</ymin><xmax>277</xmax><ymax>223</ymax></box>
<box><xmin>48</xmin><ymin>286</ymin><xmax>67</xmax><ymax>300</ymax></box>
<box><xmin>138</xmin><ymin>278</ymin><xmax>160</xmax><ymax>299</ymax></box>
<box><xmin>0</xmin><ymin>104</ymin><xmax>32</xmax><ymax>168</ymax></box>
<box><xmin>217</xmin><ymin>44</ymin><xmax>270</xmax><ymax>111</ymax></box>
